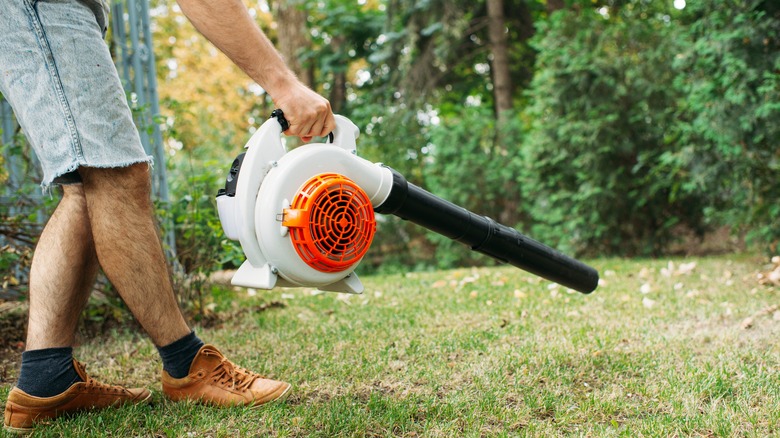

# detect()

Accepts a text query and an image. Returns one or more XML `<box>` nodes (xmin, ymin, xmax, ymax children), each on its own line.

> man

<box><xmin>1</xmin><ymin>0</ymin><xmax>336</xmax><ymax>432</ymax></box>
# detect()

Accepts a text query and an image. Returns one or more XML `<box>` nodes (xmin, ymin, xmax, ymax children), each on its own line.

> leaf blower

<box><xmin>216</xmin><ymin>112</ymin><xmax>599</xmax><ymax>295</ymax></box>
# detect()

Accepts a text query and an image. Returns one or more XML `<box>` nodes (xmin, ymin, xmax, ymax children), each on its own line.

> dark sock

<box><xmin>156</xmin><ymin>331</ymin><xmax>205</xmax><ymax>379</ymax></box>
<box><xmin>16</xmin><ymin>347</ymin><xmax>82</xmax><ymax>397</ymax></box>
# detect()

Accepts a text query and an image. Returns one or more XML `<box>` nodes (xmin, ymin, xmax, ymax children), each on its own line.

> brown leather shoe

<box><xmin>161</xmin><ymin>344</ymin><xmax>291</xmax><ymax>407</ymax></box>
<box><xmin>3</xmin><ymin>360</ymin><xmax>151</xmax><ymax>433</ymax></box>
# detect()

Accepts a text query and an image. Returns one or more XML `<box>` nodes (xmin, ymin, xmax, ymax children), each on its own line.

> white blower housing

<box><xmin>216</xmin><ymin>115</ymin><xmax>394</xmax><ymax>294</ymax></box>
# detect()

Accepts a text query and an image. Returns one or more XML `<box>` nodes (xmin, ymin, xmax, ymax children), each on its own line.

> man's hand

<box><xmin>273</xmin><ymin>82</ymin><xmax>336</xmax><ymax>142</ymax></box>
<box><xmin>176</xmin><ymin>0</ymin><xmax>335</xmax><ymax>141</ymax></box>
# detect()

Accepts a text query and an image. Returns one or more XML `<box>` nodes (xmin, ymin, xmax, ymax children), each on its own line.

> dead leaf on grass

<box><xmin>757</xmin><ymin>256</ymin><xmax>780</xmax><ymax>287</ymax></box>
<box><xmin>740</xmin><ymin>304</ymin><xmax>780</xmax><ymax>330</ymax></box>
<box><xmin>389</xmin><ymin>360</ymin><xmax>406</xmax><ymax>371</ymax></box>
<box><xmin>661</xmin><ymin>261</ymin><xmax>697</xmax><ymax>277</ymax></box>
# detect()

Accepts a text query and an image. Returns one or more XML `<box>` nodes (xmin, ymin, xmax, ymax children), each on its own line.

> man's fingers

<box><xmin>293</xmin><ymin>119</ymin><xmax>315</xmax><ymax>138</ymax></box>
<box><xmin>321</xmin><ymin>113</ymin><xmax>337</xmax><ymax>138</ymax></box>
<box><xmin>309</xmin><ymin>117</ymin><xmax>326</xmax><ymax>140</ymax></box>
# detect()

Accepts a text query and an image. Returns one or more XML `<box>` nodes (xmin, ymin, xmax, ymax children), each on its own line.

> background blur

<box><xmin>2</xmin><ymin>0</ymin><xmax>779</xmax><ymax>298</ymax></box>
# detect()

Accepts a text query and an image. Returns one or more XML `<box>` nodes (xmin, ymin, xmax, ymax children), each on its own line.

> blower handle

<box><xmin>375</xmin><ymin>167</ymin><xmax>599</xmax><ymax>294</ymax></box>
<box><xmin>271</xmin><ymin>109</ymin><xmax>334</xmax><ymax>144</ymax></box>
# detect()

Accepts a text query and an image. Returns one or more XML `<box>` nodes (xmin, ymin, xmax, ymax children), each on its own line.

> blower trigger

<box><xmin>217</xmin><ymin>152</ymin><xmax>245</xmax><ymax>198</ymax></box>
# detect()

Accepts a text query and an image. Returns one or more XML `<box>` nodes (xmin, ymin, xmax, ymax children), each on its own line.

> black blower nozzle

<box><xmin>374</xmin><ymin>167</ymin><xmax>599</xmax><ymax>294</ymax></box>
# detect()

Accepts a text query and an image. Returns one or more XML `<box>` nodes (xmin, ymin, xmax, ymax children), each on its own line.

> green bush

<box><xmin>157</xmin><ymin>158</ymin><xmax>244</xmax><ymax>310</ymax></box>
<box><xmin>674</xmin><ymin>0</ymin><xmax>780</xmax><ymax>254</ymax></box>
<box><xmin>522</xmin><ymin>3</ymin><xmax>702</xmax><ymax>257</ymax></box>
<box><xmin>521</xmin><ymin>0</ymin><xmax>779</xmax><ymax>257</ymax></box>
<box><xmin>162</xmin><ymin>158</ymin><xmax>245</xmax><ymax>272</ymax></box>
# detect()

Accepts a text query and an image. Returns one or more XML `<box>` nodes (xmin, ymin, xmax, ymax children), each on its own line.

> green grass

<box><xmin>2</xmin><ymin>255</ymin><xmax>779</xmax><ymax>437</ymax></box>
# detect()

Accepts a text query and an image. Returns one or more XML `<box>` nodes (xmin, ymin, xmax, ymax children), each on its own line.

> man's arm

<box><xmin>176</xmin><ymin>0</ymin><xmax>335</xmax><ymax>141</ymax></box>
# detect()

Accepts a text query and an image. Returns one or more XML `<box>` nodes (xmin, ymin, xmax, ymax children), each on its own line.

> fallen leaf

<box><xmin>769</xmin><ymin>269</ymin><xmax>780</xmax><ymax>285</ymax></box>
<box><xmin>678</xmin><ymin>262</ymin><xmax>697</xmax><ymax>275</ymax></box>
<box><xmin>389</xmin><ymin>360</ymin><xmax>405</xmax><ymax>371</ymax></box>
<box><xmin>741</xmin><ymin>304</ymin><xmax>780</xmax><ymax>329</ymax></box>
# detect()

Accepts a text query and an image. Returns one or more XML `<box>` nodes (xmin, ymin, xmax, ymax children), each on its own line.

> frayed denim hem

<box><xmin>41</xmin><ymin>155</ymin><xmax>155</xmax><ymax>195</ymax></box>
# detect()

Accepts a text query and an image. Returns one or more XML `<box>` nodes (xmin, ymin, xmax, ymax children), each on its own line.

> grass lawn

<box><xmin>1</xmin><ymin>254</ymin><xmax>778</xmax><ymax>437</ymax></box>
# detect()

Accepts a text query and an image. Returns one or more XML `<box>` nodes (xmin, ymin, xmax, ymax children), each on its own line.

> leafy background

<box><xmin>1</xmin><ymin>0</ymin><xmax>778</xmax><ymax>297</ymax></box>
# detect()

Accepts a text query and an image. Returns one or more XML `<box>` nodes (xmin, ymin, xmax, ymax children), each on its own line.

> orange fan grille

<box><xmin>282</xmin><ymin>173</ymin><xmax>376</xmax><ymax>273</ymax></box>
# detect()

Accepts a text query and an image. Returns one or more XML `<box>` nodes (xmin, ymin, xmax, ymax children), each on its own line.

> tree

<box><xmin>487</xmin><ymin>0</ymin><xmax>513</xmax><ymax>117</ymax></box>
<box><xmin>272</xmin><ymin>0</ymin><xmax>313</xmax><ymax>86</ymax></box>
<box><xmin>151</xmin><ymin>0</ymin><xmax>275</xmax><ymax>157</ymax></box>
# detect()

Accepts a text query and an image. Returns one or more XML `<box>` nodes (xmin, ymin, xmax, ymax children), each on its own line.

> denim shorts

<box><xmin>0</xmin><ymin>0</ymin><xmax>152</xmax><ymax>189</ymax></box>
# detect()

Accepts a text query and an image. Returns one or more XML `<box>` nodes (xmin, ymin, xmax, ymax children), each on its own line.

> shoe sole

<box><xmin>244</xmin><ymin>383</ymin><xmax>292</xmax><ymax>409</ymax></box>
<box><xmin>3</xmin><ymin>425</ymin><xmax>33</xmax><ymax>435</ymax></box>
<box><xmin>3</xmin><ymin>390</ymin><xmax>152</xmax><ymax>434</ymax></box>
<box><xmin>271</xmin><ymin>383</ymin><xmax>292</xmax><ymax>404</ymax></box>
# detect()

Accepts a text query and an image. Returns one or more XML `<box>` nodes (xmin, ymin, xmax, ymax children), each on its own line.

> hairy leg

<box><xmin>78</xmin><ymin>163</ymin><xmax>190</xmax><ymax>346</ymax></box>
<box><xmin>26</xmin><ymin>185</ymin><xmax>100</xmax><ymax>350</ymax></box>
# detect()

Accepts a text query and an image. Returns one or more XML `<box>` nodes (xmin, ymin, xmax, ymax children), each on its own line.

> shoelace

<box><xmin>205</xmin><ymin>351</ymin><xmax>262</xmax><ymax>392</ymax></box>
<box><xmin>76</xmin><ymin>362</ymin><xmax>127</xmax><ymax>394</ymax></box>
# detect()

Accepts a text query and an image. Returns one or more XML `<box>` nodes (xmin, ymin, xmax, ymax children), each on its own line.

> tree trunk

<box><xmin>546</xmin><ymin>0</ymin><xmax>565</xmax><ymax>15</ymax></box>
<box><xmin>331</xmin><ymin>71</ymin><xmax>346</xmax><ymax>114</ymax></box>
<box><xmin>487</xmin><ymin>0</ymin><xmax>520</xmax><ymax>224</ymax></box>
<box><xmin>486</xmin><ymin>0</ymin><xmax>513</xmax><ymax>119</ymax></box>
<box><xmin>272</xmin><ymin>0</ymin><xmax>311</xmax><ymax>87</ymax></box>
<box><xmin>329</xmin><ymin>36</ymin><xmax>347</xmax><ymax>113</ymax></box>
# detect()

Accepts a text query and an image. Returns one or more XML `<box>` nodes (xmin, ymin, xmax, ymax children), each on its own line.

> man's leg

<box><xmin>25</xmin><ymin>185</ymin><xmax>99</xmax><ymax>350</ymax></box>
<box><xmin>77</xmin><ymin>164</ymin><xmax>191</xmax><ymax>346</ymax></box>
<box><xmin>78</xmin><ymin>163</ymin><xmax>291</xmax><ymax>407</ymax></box>
<box><xmin>14</xmin><ymin>185</ymin><xmax>100</xmax><ymax>399</ymax></box>
<box><xmin>5</xmin><ymin>185</ymin><xmax>152</xmax><ymax>432</ymax></box>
